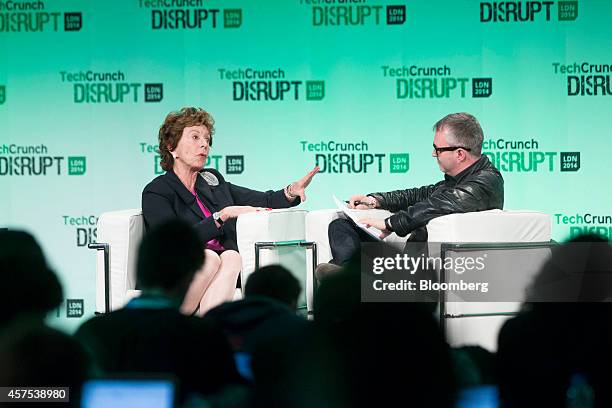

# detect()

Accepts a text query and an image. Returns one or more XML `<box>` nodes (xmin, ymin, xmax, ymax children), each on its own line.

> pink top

<box><xmin>193</xmin><ymin>191</ymin><xmax>225</xmax><ymax>252</ymax></box>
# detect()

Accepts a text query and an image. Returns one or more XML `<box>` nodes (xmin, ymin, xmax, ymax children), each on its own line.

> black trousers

<box><xmin>328</xmin><ymin>218</ymin><xmax>378</xmax><ymax>266</ymax></box>
<box><xmin>328</xmin><ymin>218</ymin><xmax>429</xmax><ymax>266</ymax></box>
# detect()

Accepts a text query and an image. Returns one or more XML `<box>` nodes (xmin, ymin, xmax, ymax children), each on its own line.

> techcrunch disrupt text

<box><xmin>556</xmin><ymin>213</ymin><xmax>612</xmax><ymax>239</ymax></box>
<box><xmin>480</xmin><ymin>1</ymin><xmax>554</xmax><ymax>22</ymax></box>
<box><xmin>479</xmin><ymin>1</ymin><xmax>578</xmax><ymax>22</ymax></box>
<box><xmin>138</xmin><ymin>0</ymin><xmax>242</xmax><ymax>30</ymax></box>
<box><xmin>553</xmin><ymin>62</ymin><xmax>612</xmax><ymax>96</ymax></box>
<box><xmin>218</xmin><ymin>67</ymin><xmax>324</xmax><ymax>101</ymax></box>
<box><xmin>0</xmin><ymin>144</ymin><xmax>86</xmax><ymax>176</ymax></box>
<box><xmin>305</xmin><ymin>140</ymin><xmax>383</xmax><ymax>173</ymax></box>
<box><xmin>139</xmin><ymin>0</ymin><xmax>204</xmax><ymax>7</ymax></box>
<box><xmin>60</xmin><ymin>70</ymin><xmax>163</xmax><ymax>103</ymax></box>
<box><xmin>300</xmin><ymin>140</ymin><xmax>409</xmax><ymax>174</ymax></box>
<box><xmin>63</xmin><ymin>215</ymin><xmax>98</xmax><ymax>247</ymax></box>
<box><xmin>371</xmin><ymin>254</ymin><xmax>489</xmax><ymax>293</ymax></box>
<box><xmin>0</xmin><ymin>0</ymin><xmax>82</xmax><ymax>32</ymax></box>
<box><xmin>381</xmin><ymin>64</ymin><xmax>492</xmax><ymax>99</ymax></box>
<box><xmin>482</xmin><ymin>138</ymin><xmax>580</xmax><ymax>172</ymax></box>
<box><xmin>299</xmin><ymin>1</ymin><xmax>407</xmax><ymax>26</ymax></box>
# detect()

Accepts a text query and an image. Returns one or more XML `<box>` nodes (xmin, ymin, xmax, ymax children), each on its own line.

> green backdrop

<box><xmin>1</xmin><ymin>0</ymin><xmax>610</xmax><ymax>330</ymax></box>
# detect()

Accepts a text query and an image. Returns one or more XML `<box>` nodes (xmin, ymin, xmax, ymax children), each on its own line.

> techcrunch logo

<box><xmin>381</xmin><ymin>65</ymin><xmax>492</xmax><ymax>99</ymax></box>
<box><xmin>140</xmin><ymin>142</ymin><xmax>244</xmax><ymax>174</ymax></box>
<box><xmin>480</xmin><ymin>1</ymin><xmax>578</xmax><ymax>22</ymax></box>
<box><xmin>0</xmin><ymin>0</ymin><xmax>82</xmax><ymax>32</ymax></box>
<box><xmin>138</xmin><ymin>0</ymin><xmax>242</xmax><ymax>29</ymax></box>
<box><xmin>553</xmin><ymin>62</ymin><xmax>612</xmax><ymax>96</ymax></box>
<box><xmin>300</xmin><ymin>0</ymin><xmax>406</xmax><ymax>26</ymax></box>
<box><xmin>300</xmin><ymin>140</ymin><xmax>409</xmax><ymax>174</ymax></box>
<box><xmin>218</xmin><ymin>67</ymin><xmax>325</xmax><ymax>101</ymax></box>
<box><xmin>60</xmin><ymin>70</ymin><xmax>163</xmax><ymax>103</ymax></box>
<box><xmin>482</xmin><ymin>138</ymin><xmax>579</xmax><ymax>172</ymax></box>
<box><xmin>555</xmin><ymin>213</ymin><xmax>612</xmax><ymax>239</ymax></box>
<box><xmin>0</xmin><ymin>85</ymin><xmax>5</xmax><ymax>104</ymax></box>
<box><xmin>62</xmin><ymin>215</ymin><xmax>97</xmax><ymax>247</ymax></box>
<box><xmin>0</xmin><ymin>144</ymin><xmax>86</xmax><ymax>176</ymax></box>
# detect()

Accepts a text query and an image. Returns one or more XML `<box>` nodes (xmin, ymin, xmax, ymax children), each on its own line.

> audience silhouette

<box><xmin>3</xmin><ymin>224</ymin><xmax>611</xmax><ymax>408</ymax></box>
<box><xmin>75</xmin><ymin>220</ymin><xmax>242</xmax><ymax>403</ymax></box>
<box><xmin>498</xmin><ymin>234</ymin><xmax>612</xmax><ymax>408</ymax></box>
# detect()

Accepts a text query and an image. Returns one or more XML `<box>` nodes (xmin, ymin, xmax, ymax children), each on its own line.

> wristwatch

<box><xmin>213</xmin><ymin>212</ymin><xmax>224</xmax><ymax>225</ymax></box>
<box><xmin>384</xmin><ymin>217</ymin><xmax>393</xmax><ymax>232</ymax></box>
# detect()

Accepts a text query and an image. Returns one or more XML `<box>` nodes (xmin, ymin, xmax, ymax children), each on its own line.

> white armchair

<box><xmin>92</xmin><ymin>208</ymin><xmax>309</xmax><ymax>313</ymax></box>
<box><xmin>427</xmin><ymin>209</ymin><xmax>552</xmax><ymax>350</ymax></box>
<box><xmin>236</xmin><ymin>209</ymin><xmax>310</xmax><ymax>311</ymax></box>
<box><xmin>304</xmin><ymin>208</ymin><xmax>553</xmax><ymax>351</ymax></box>
<box><xmin>92</xmin><ymin>209</ymin><xmax>144</xmax><ymax>314</ymax></box>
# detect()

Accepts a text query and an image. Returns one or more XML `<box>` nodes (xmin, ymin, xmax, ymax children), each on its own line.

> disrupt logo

<box><xmin>140</xmin><ymin>142</ymin><xmax>244</xmax><ymax>174</ymax></box>
<box><xmin>480</xmin><ymin>1</ymin><xmax>578</xmax><ymax>22</ymax></box>
<box><xmin>0</xmin><ymin>1</ymin><xmax>82</xmax><ymax>32</ymax></box>
<box><xmin>482</xmin><ymin>138</ymin><xmax>580</xmax><ymax>172</ymax></box>
<box><xmin>300</xmin><ymin>140</ymin><xmax>409</xmax><ymax>174</ymax></box>
<box><xmin>555</xmin><ymin>213</ymin><xmax>612</xmax><ymax>240</ymax></box>
<box><xmin>553</xmin><ymin>62</ymin><xmax>612</xmax><ymax>97</ymax></box>
<box><xmin>300</xmin><ymin>0</ymin><xmax>406</xmax><ymax>26</ymax></box>
<box><xmin>138</xmin><ymin>0</ymin><xmax>242</xmax><ymax>29</ymax></box>
<box><xmin>0</xmin><ymin>85</ymin><xmax>5</xmax><ymax>104</ymax></box>
<box><xmin>218</xmin><ymin>68</ymin><xmax>325</xmax><ymax>101</ymax></box>
<box><xmin>63</xmin><ymin>215</ymin><xmax>97</xmax><ymax>248</ymax></box>
<box><xmin>0</xmin><ymin>144</ymin><xmax>86</xmax><ymax>176</ymax></box>
<box><xmin>382</xmin><ymin>65</ymin><xmax>492</xmax><ymax>99</ymax></box>
<box><xmin>60</xmin><ymin>70</ymin><xmax>163</xmax><ymax>103</ymax></box>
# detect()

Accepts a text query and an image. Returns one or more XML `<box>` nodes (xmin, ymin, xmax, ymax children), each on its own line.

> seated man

<box><xmin>317</xmin><ymin>112</ymin><xmax>504</xmax><ymax>279</ymax></box>
<box><xmin>75</xmin><ymin>220</ymin><xmax>242</xmax><ymax>403</ymax></box>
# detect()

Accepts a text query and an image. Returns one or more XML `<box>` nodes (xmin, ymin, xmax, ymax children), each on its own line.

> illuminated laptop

<box><xmin>81</xmin><ymin>376</ymin><xmax>176</xmax><ymax>408</ymax></box>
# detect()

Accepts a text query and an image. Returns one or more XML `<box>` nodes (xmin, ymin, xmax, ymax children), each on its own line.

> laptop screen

<box><xmin>455</xmin><ymin>385</ymin><xmax>499</xmax><ymax>408</ymax></box>
<box><xmin>81</xmin><ymin>378</ymin><xmax>175</xmax><ymax>408</ymax></box>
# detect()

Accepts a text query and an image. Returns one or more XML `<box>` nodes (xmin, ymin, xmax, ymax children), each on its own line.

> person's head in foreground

<box><xmin>313</xmin><ymin>255</ymin><xmax>456</xmax><ymax>407</ymax></box>
<box><xmin>244</xmin><ymin>265</ymin><xmax>302</xmax><ymax>310</ymax></box>
<box><xmin>136</xmin><ymin>219</ymin><xmax>205</xmax><ymax>301</ymax></box>
<box><xmin>525</xmin><ymin>233</ymin><xmax>612</xmax><ymax>304</ymax></box>
<box><xmin>0</xmin><ymin>230</ymin><xmax>63</xmax><ymax>328</ymax></box>
<box><xmin>0</xmin><ymin>323</ymin><xmax>92</xmax><ymax>407</ymax></box>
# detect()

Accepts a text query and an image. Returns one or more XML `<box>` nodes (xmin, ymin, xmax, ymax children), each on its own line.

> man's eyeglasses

<box><xmin>433</xmin><ymin>144</ymin><xmax>471</xmax><ymax>156</ymax></box>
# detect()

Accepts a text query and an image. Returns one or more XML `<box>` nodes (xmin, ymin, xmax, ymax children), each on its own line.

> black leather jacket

<box><xmin>369</xmin><ymin>155</ymin><xmax>504</xmax><ymax>237</ymax></box>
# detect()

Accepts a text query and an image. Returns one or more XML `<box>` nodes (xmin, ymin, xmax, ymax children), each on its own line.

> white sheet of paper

<box><xmin>333</xmin><ymin>195</ymin><xmax>393</xmax><ymax>241</ymax></box>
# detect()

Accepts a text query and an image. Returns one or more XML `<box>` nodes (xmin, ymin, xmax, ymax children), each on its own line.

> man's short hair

<box><xmin>433</xmin><ymin>112</ymin><xmax>484</xmax><ymax>156</ymax></box>
<box><xmin>137</xmin><ymin>220</ymin><xmax>204</xmax><ymax>291</ymax></box>
<box><xmin>244</xmin><ymin>265</ymin><xmax>301</xmax><ymax>307</ymax></box>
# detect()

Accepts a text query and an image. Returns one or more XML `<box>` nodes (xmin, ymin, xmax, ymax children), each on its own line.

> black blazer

<box><xmin>142</xmin><ymin>168</ymin><xmax>299</xmax><ymax>251</ymax></box>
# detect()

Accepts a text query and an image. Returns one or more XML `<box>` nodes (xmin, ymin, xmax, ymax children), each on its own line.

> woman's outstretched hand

<box><xmin>287</xmin><ymin>166</ymin><xmax>320</xmax><ymax>202</ymax></box>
